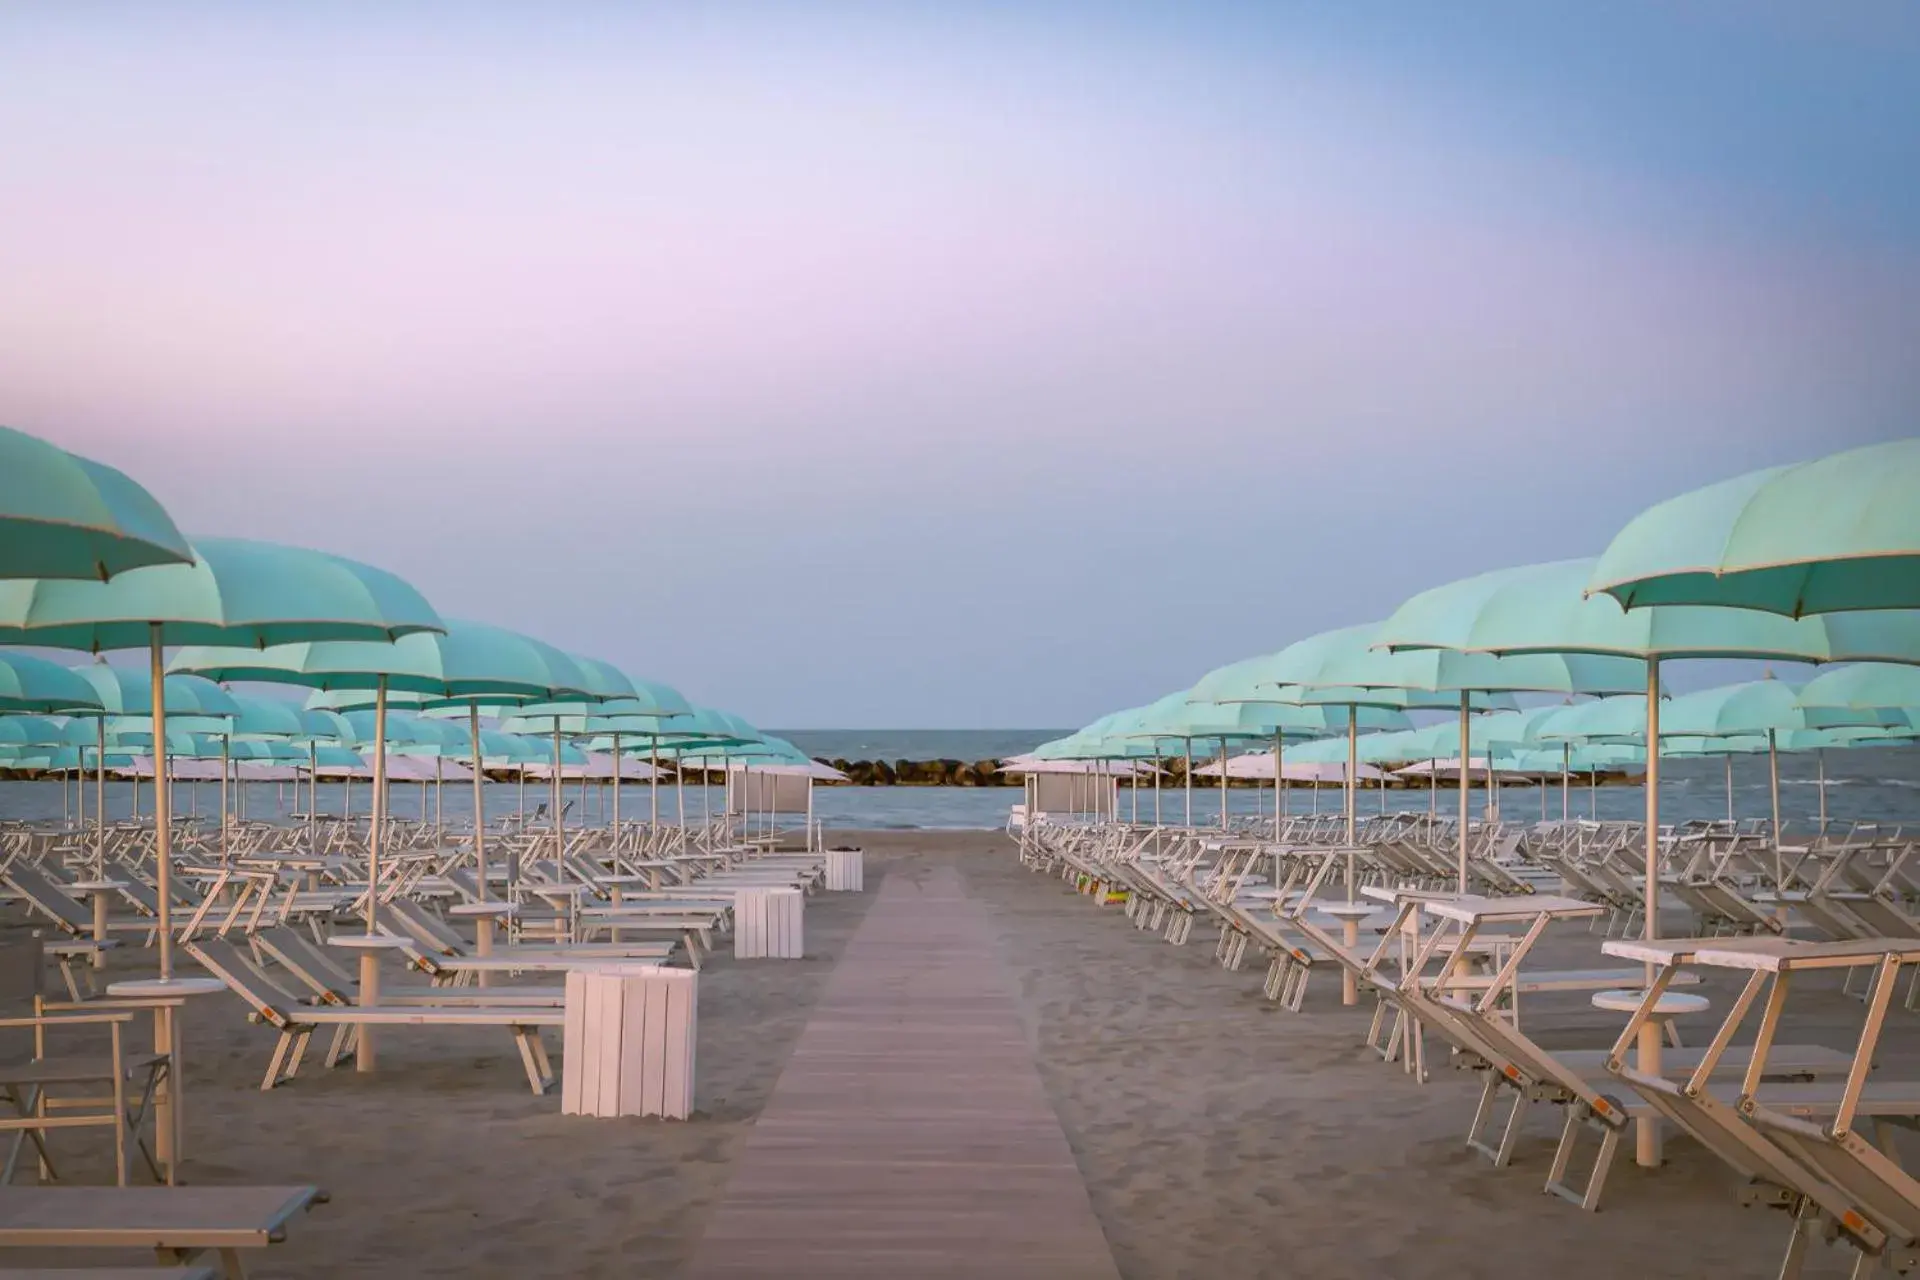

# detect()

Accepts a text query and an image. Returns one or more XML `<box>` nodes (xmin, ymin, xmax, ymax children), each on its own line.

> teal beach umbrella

<box><xmin>0</xmin><ymin>425</ymin><xmax>194</xmax><ymax>580</ymax></box>
<box><xmin>1589</xmin><ymin>438</ymin><xmax>1920</xmax><ymax>616</ymax></box>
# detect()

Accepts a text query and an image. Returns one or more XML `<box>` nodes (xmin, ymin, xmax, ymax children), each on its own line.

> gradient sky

<box><xmin>4</xmin><ymin>3</ymin><xmax>1917</xmax><ymax>727</ymax></box>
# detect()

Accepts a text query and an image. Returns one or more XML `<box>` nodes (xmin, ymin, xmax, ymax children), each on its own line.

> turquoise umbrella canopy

<box><xmin>1257</xmin><ymin>623</ymin><xmax>1590</xmax><ymax>704</ymax></box>
<box><xmin>1376</xmin><ymin>558</ymin><xmax>1920</xmax><ymax>663</ymax></box>
<box><xmin>1797</xmin><ymin>664</ymin><xmax>1920</xmax><ymax>714</ymax></box>
<box><xmin>0</xmin><ymin>651</ymin><xmax>104</xmax><ymax>712</ymax></box>
<box><xmin>170</xmin><ymin>619</ymin><xmax>587</xmax><ymax>703</ymax></box>
<box><xmin>0</xmin><ymin>537</ymin><xmax>445</xmax><ymax>651</ymax></box>
<box><xmin>0</xmin><ymin>425</ymin><xmax>194</xmax><ymax>581</ymax></box>
<box><xmin>1588</xmin><ymin>438</ymin><xmax>1920</xmax><ymax>616</ymax></box>
<box><xmin>69</xmin><ymin>664</ymin><xmax>238</xmax><ymax>718</ymax></box>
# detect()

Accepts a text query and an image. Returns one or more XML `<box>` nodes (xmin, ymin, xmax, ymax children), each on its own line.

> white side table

<box><xmin>327</xmin><ymin>935</ymin><xmax>414</xmax><ymax>1072</ymax></box>
<box><xmin>68</xmin><ymin>880</ymin><xmax>125</xmax><ymax>971</ymax></box>
<box><xmin>1316</xmin><ymin>903</ymin><xmax>1377</xmax><ymax>1006</ymax></box>
<box><xmin>1593</xmin><ymin>988</ymin><xmax>1710</xmax><ymax>1169</ymax></box>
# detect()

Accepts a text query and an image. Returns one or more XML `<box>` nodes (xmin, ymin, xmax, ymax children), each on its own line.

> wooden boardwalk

<box><xmin>683</xmin><ymin>866</ymin><xmax>1120</xmax><ymax>1279</ymax></box>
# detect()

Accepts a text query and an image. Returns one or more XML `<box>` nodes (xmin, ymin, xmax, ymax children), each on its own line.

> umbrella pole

<box><xmin>220</xmin><ymin>737</ymin><xmax>230</xmax><ymax>865</ymax></box>
<box><xmin>1768</xmin><ymin>727</ymin><xmax>1782</xmax><ymax>860</ymax></box>
<box><xmin>1637</xmin><ymin>658</ymin><xmax>1663</xmax><ymax>1168</ymax></box>
<box><xmin>369</xmin><ymin>676</ymin><xmax>388</xmax><ymax>936</ymax></box>
<box><xmin>551</xmin><ymin>724</ymin><xmax>563</xmax><ymax>859</ymax></box>
<box><xmin>1429</xmin><ymin>761</ymin><xmax>1436</xmax><ymax>820</ymax></box>
<box><xmin>1183</xmin><ymin>740</ymin><xmax>1192</xmax><ymax>828</ymax></box>
<box><xmin>354</xmin><ymin>674</ymin><xmax>391</xmax><ymax>1075</ymax></box>
<box><xmin>1562</xmin><ymin>744</ymin><xmax>1570</xmax><ymax>822</ymax></box>
<box><xmin>148</xmin><ymin>623</ymin><xmax>176</xmax><ymax>982</ymax></box>
<box><xmin>131</xmin><ymin>770</ymin><xmax>139</xmax><ymax>819</ymax></box>
<box><xmin>611</xmin><ymin>731</ymin><xmax>622</xmax><ymax>864</ymax></box>
<box><xmin>308</xmin><ymin>743</ymin><xmax>317</xmax><ymax>851</ymax></box>
<box><xmin>1273</xmin><ymin>731</ymin><xmax>1284</xmax><ymax>841</ymax></box>
<box><xmin>435</xmin><ymin>755</ymin><xmax>443</xmax><ymax>835</ymax></box>
<box><xmin>1219</xmin><ymin>742</ymin><xmax>1229</xmax><ymax>831</ymax></box>
<box><xmin>1345</xmin><ymin>706</ymin><xmax>1358</xmax><ymax>848</ymax></box>
<box><xmin>1457</xmin><ymin>692</ymin><xmax>1470</xmax><ymax>895</ymax></box>
<box><xmin>1590</xmin><ymin>768</ymin><xmax>1598</xmax><ymax>821</ymax></box>
<box><xmin>517</xmin><ymin>770</ymin><xmax>524</xmax><ymax>823</ymax></box>
<box><xmin>1726</xmin><ymin>754</ymin><xmax>1735</xmax><ymax>825</ymax></box>
<box><xmin>470</xmin><ymin>702</ymin><xmax>487</xmax><ymax>904</ymax></box>
<box><xmin>95</xmin><ymin>719</ymin><xmax>106</xmax><ymax>878</ymax></box>
<box><xmin>650</xmin><ymin>732</ymin><xmax>660</xmax><ymax>840</ymax></box>
<box><xmin>1153</xmin><ymin>751</ymin><xmax>1161</xmax><ymax>829</ymax></box>
<box><xmin>1817</xmin><ymin>750</ymin><xmax>1828</xmax><ymax>831</ymax></box>
<box><xmin>1346</xmin><ymin>705</ymin><xmax>1357</xmax><ymax>903</ymax></box>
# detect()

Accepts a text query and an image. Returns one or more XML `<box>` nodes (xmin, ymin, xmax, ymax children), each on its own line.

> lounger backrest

<box><xmin>386</xmin><ymin>899</ymin><xmax>465</xmax><ymax>952</ymax></box>
<box><xmin>376</xmin><ymin>901</ymin><xmax>461</xmax><ymax>955</ymax></box>
<box><xmin>1</xmin><ymin>863</ymin><xmax>91</xmax><ymax>932</ymax></box>
<box><xmin>183</xmin><ymin>938</ymin><xmax>301</xmax><ymax>1027</ymax></box>
<box><xmin>250</xmin><ymin>927</ymin><xmax>352</xmax><ymax>1002</ymax></box>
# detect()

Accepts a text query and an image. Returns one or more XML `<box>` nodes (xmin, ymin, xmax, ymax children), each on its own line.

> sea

<box><xmin>3</xmin><ymin>730</ymin><xmax>1920</xmax><ymax>832</ymax></box>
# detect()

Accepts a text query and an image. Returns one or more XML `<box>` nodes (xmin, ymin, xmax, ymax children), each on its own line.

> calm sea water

<box><xmin>4</xmin><ymin>732</ymin><xmax>1919</xmax><ymax>832</ymax></box>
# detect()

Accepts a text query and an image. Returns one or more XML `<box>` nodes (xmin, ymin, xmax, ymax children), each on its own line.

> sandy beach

<box><xmin>11</xmin><ymin>830</ymin><xmax>1905</xmax><ymax>1278</ymax></box>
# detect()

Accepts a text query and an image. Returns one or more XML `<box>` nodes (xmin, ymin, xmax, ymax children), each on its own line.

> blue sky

<box><xmin>3</xmin><ymin>3</ymin><xmax>1916</xmax><ymax>725</ymax></box>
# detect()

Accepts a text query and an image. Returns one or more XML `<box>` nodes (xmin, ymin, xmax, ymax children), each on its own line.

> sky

<box><xmin>3</xmin><ymin>3</ymin><xmax>1917</xmax><ymax>728</ymax></box>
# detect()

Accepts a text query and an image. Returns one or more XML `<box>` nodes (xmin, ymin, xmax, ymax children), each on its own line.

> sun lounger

<box><xmin>0</xmin><ymin>1184</ymin><xmax>322</xmax><ymax>1273</ymax></box>
<box><xmin>247</xmin><ymin>926</ymin><xmax>566</xmax><ymax>1010</ymax></box>
<box><xmin>1681</xmin><ymin>938</ymin><xmax>1920</xmax><ymax>1278</ymax></box>
<box><xmin>184</xmin><ymin>939</ymin><xmax>566</xmax><ymax>1094</ymax></box>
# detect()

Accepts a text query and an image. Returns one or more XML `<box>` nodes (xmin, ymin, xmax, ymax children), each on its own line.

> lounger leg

<box><xmin>324</xmin><ymin>1023</ymin><xmax>355</xmax><ymax>1069</ymax></box>
<box><xmin>262</xmin><ymin>1034</ymin><xmax>295</xmax><ymax>1091</ymax></box>
<box><xmin>219</xmin><ymin>1246</ymin><xmax>250</xmax><ymax>1279</ymax></box>
<box><xmin>514</xmin><ymin>1030</ymin><xmax>546</xmax><ymax>1095</ymax></box>
<box><xmin>286</xmin><ymin>1029</ymin><xmax>312</xmax><ymax>1081</ymax></box>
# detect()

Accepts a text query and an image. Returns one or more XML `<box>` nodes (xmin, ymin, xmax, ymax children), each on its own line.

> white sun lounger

<box><xmin>184</xmin><ymin>939</ymin><xmax>567</xmax><ymax>1094</ymax></box>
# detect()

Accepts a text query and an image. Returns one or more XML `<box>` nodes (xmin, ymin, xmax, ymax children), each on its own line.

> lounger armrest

<box><xmin>0</xmin><ymin>1011</ymin><xmax>137</xmax><ymax>1028</ymax></box>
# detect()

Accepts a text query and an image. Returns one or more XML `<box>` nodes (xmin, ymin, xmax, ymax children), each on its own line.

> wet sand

<box><xmin>9</xmin><ymin>831</ymin><xmax>1908</xmax><ymax>1277</ymax></box>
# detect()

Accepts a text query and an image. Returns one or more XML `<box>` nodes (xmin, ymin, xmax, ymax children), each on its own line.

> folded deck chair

<box><xmin>183</xmin><ymin>938</ymin><xmax>563</xmax><ymax>1094</ymax></box>
<box><xmin>1686</xmin><ymin>939</ymin><xmax>1920</xmax><ymax>1278</ymax></box>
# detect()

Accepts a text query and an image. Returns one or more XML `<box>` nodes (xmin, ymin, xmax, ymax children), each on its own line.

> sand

<box><xmin>10</xmin><ymin>831</ymin><xmax>1909</xmax><ymax>1278</ymax></box>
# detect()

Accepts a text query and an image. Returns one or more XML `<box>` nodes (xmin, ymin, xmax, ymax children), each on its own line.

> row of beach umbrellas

<box><xmin>0</xmin><ymin>425</ymin><xmax>819</xmax><ymax>989</ymax></box>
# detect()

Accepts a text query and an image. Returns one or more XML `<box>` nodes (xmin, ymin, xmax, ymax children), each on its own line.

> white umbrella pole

<box><xmin>1590</xmin><ymin>767</ymin><xmax>1599</xmax><ymax>820</ymax></box>
<box><xmin>148</xmin><ymin>624</ymin><xmax>176</xmax><ymax>982</ymax></box>
<box><xmin>369</xmin><ymin>676</ymin><xmax>388</xmax><ymax>934</ymax></box>
<box><xmin>1273</xmin><ymin>731</ymin><xmax>1284</xmax><ymax>842</ymax></box>
<box><xmin>307</xmin><ymin>742</ymin><xmax>317</xmax><ymax>850</ymax></box>
<box><xmin>1345</xmin><ymin>706</ymin><xmax>1358</xmax><ymax>903</ymax></box>
<box><xmin>676</xmin><ymin>756</ymin><xmax>686</xmax><ymax>831</ymax></box>
<box><xmin>517</xmin><ymin>770</ymin><xmax>524</xmax><ymax>822</ymax></box>
<box><xmin>1562</xmin><ymin>744</ymin><xmax>1570</xmax><ymax>822</ymax></box>
<box><xmin>551</xmin><ymin>724</ymin><xmax>563</xmax><ymax>855</ymax></box>
<box><xmin>650</xmin><ymin>732</ymin><xmax>660</xmax><ymax>835</ymax></box>
<box><xmin>1456</xmin><ymin>692</ymin><xmax>1470</xmax><ymax>895</ymax></box>
<box><xmin>1817</xmin><ymin>750</ymin><xmax>1828</xmax><ymax>830</ymax></box>
<box><xmin>434</xmin><ymin>756</ymin><xmax>443</xmax><ymax>834</ymax></box>
<box><xmin>1726</xmin><ymin>754</ymin><xmax>1736</xmax><ymax>825</ymax></box>
<box><xmin>94</xmin><ymin>718</ymin><xmax>106</xmax><ymax>877</ymax></box>
<box><xmin>1219</xmin><ymin>742</ymin><xmax>1229</xmax><ymax>831</ymax></box>
<box><xmin>131</xmin><ymin>769</ymin><xmax>139</xmax><ymax>819</ymax></box>
<box><xmin>1637</xmin><ymin>658</ymin><xmax>1663</xmax><ymax>1168</ymax></box>
<box><xmin>1153</xmin><ymin>751</ymin><xmax>1162</xmax><ymax>828</ymax></box>
<box><xmin>1768</xmin><ymin>727</ymin><xmax>1783</xmax><ymax>863</ymax></box>
<box><xmin>220</xmin><ymin>737</ymin><xmax>230</xmax><ymax>865</ymax></box>
<box><xmin>1183</xmin><ymin>740</ymin><xmax>1192</xmax><ymax>827</ymax></box>
<box><xmin>345</xmin><ymin>771</ymin><xmax>352</xmax><ymax>822</ymax></box>
<box><xmin>470</xmin><ymin>702</ymin><xmax>487</xmax><ymax>904</ymax></box>
<box><xmin>611</xmin><ymin>731</ymin><xmax>622</xmax><ymax>858</ymax></box>
<box><xmin>1345</xmin><ymin>706</ymin><xmax>1358</xmax><ymax>847</ymax></box>
<box><xmin>1429</xmin><ymin>760</ymin><xmax>1437</xmax><ymax>819</ymax></box>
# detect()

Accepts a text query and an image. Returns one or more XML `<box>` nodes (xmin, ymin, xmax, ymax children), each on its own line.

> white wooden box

<box><xmin>734</xmin><ymin>886</ymin><xmax>805</xmax><ymax>959</ymax></box>
<box><xmin>561</xmin><ymin>966</ymin><xmax>696</xmax><ymax>1119</ymax></box>
<box><xmin>825</xmin><ymin>848</ymin><xmax>864</xmax><ymax>892</ymax></box>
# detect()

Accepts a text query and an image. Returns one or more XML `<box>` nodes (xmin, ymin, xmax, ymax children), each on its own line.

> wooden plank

<box><xmin>684</xmin><ymin>867</ymin><xmax>1118</xmax><ymax>1279</ymax></box>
